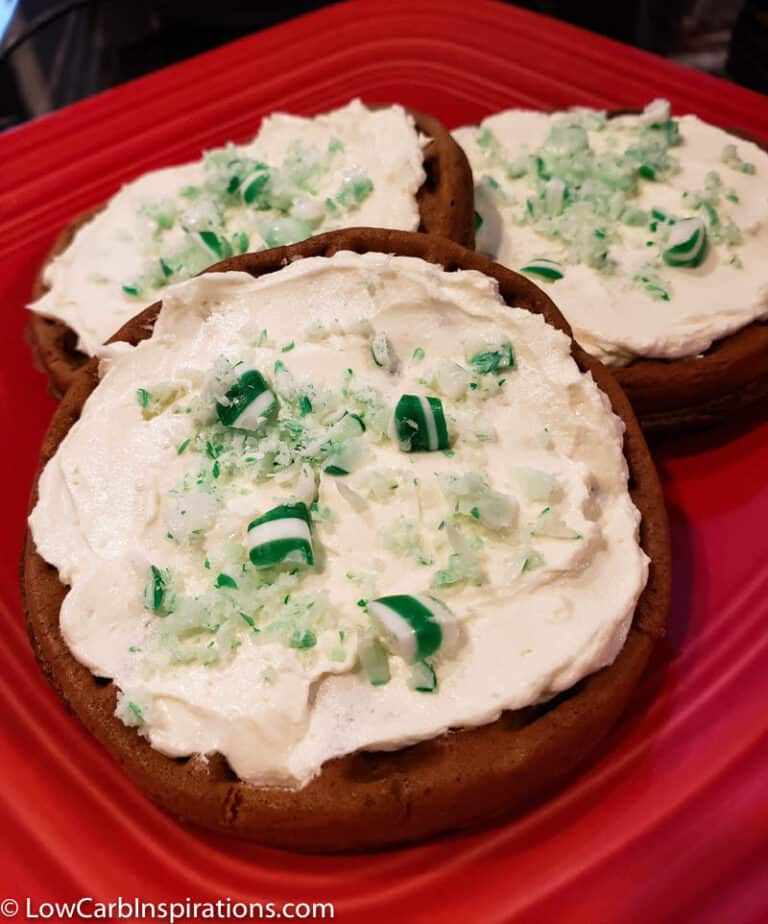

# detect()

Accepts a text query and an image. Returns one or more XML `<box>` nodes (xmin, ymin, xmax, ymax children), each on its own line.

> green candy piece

<box><xmin>215</xmin><ymin>369</ymin><xmax>276</xmax><ymax>430</ymax></box>
<box><xmin>324</xmin><ymin>465</ymin><xmax>349</xmax><ymax>476</ymax></box>
<box><xmin>394</xmin><ymin>395</ymin><xmax>450</xmax><ymax>452</ymax></box>
<box><xmin>368</xmin><ymin>594</ymin><xmax>456</xmax><ymax>663</ymax></box>
<box><xmin>143</xmin><ymin>565</ymin><xmax>174</xmax><ymax>616</ymax></box>
<box><xmin>358</xmin><ymin>634</ymin><xmax>391</xmax><ymax>686</ymax></box>
<box><xmin>214</xmin><ymin>573</ymin><xmax>238</xmax><ymax>590</ymax></box>
<box><xmin>470</xmin><ymin>341</ymin><xmax>514</xmax><ymax>375</ymax></box>
<box><xmin>520</xmin><ymin>258</ymin><xmax>564</xmax><ymax>281</ymax></box>
<box><xmin>409</xmin><ymin>660</ymin><xmax>438</xmax><ymax>693</ymax></box>
<box><xmin>371</xmin><ymin>332</ymin><xmax>397</xmax><ymax>371</ymax></box>
<box><xmin>289</xmin><ymin>628</ymin><xmax>317</xmax><ymax>650</ymax></box>
<box><xmin>241</xmin><ymin>170</ymin><xmax>270</xmax><ymax>206</ymax></box>
<box><xmin>336</xmin><ymin>174</ymin><xmax>374</xmax><ymax>207</ymax></box>
<box><xmin>662</xmin><ymin>217</ymin><xmax>708</xmax><ymax>268</ymax></box>
<box><xmin>247</xmin><ymin>502</ymin><xmax>314</xmax><ymax>569</ymax></box>
<box><xmin>194</xmin><ymin>230</ymin><xmax>233</xmax><ymax>262</ymax></box>
<box><xmin>231</xmin><ymin>231</ymin><xmax>250</xmax><ymax>254</ymax></box>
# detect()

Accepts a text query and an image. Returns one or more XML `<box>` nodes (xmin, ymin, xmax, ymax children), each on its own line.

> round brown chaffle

<box><xmin>614</xmin><ymin>319</ymin><xmax>768</xmax><ymax>431</ymax></box>
<box><xmin>23</xmin><ymin>229</ymin><xmax>670</xmax><ymax>852</ymax></box>
<box><xmin>466</xmin><ymin>110</ymin><xmax>768</xmax><ymax>432</ymax></box>
<box><xmin>27</xmin><ymin>108</ymin><xmax>475</xmax><ymax>397</ymax></box>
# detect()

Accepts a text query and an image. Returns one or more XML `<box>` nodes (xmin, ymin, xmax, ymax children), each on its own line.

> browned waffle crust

<box><xmin>27</xmin><ymin>208</ymin><xmax>97</xmax><ymax>397</ymax></box>
<box><xmin>23</xmin><ymin>229</ymin><xmax>670</xmax><ymax>852</ymax></box>
<box><xmin>27</xmin><ymin>109</ymin><xmax>475</xmax><ymax>397</ymax></box>
<box><xmin>614</xmin><ymin>318</ymin><xmax>768</xmax><ymax>431</ymax></box>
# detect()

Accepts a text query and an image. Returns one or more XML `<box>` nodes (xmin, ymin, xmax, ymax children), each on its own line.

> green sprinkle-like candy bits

<box><xmin>143</xmin><ymin>565</ymin><xmax>175</xmax><ymax>616</ymax></box>
<box><xmin>635</xmin><ymin>274</ymin><xmax>670</xmax><ymax>301</ymax></box>
<box><xmin>394</xmin><ymin>395</ymin><xmax>450</xmax><ymax>452</ymax></box>
<box><xmin>469</xmin><ymin>340</ymin><xmax>514</xmax><ymax>375</ymax></box>
<box><xmin>324</xmin><ymin>465</ymin><xmax>349</xmax><ymax>476</ymax></box>
<box><xmin>241</xmin><ymin>169</ymin><xmax>270</xmax><ymax>206</ymax></box>
<box><xmin>520</xmin><ymin>258</ymin><xmax>564</xmax><ymax>281</ymax></box>
<box><xmin>247</xmin><ymin>502</ymin><xmax>314</xmax><ymax>569</ymax></box>
<box><xmin>368</xmin><ymin>594</ymin><xmax>457</xmax><ymax>663</ymax></box>
<box><xmin>214</xmin><ymin>573</ymin><xmax>238</xmax><ymax>590</ymax></box>
<box><xmin>662</xmin><ymin>217</ymin><xmax>708</xmax><ymax>268</ymax></box>
<box><xmin>215</xmin><ymin>369</ymin><xmax>276</xmax><ymax>430</ymax></box>
<box><xmin>492</xmin><ymin>101</ymin><xmax>689</xmax><ymax>273</ymax></box>
<box><xmin>289</xmin><ymin>628</ymin><xmax>317</xmax><ymax>650</ymax></box>
<box><xmin>721</xmin><ymin>143</ymin><xmax>756</xmax><ymax>175</ymax></box>
<box><xmin>194</xmin><ymin>230</ymin><xmax>233</xmax><ymax>262</ymax></box>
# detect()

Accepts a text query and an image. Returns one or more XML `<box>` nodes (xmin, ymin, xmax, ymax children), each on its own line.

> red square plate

<box><xmin>1</xmin><ymin>2</ymin><xmax>766</xmax><ymax>921</ymax></box>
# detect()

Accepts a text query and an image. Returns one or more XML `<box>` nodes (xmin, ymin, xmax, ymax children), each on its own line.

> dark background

<box><xmin>1</xmin><ymin>0</ymin><xmax>766</xmax><ymax>133</ymax></box>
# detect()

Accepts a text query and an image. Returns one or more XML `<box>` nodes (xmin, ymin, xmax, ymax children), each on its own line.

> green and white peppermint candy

<box><xmin>246</xmin><ymin>502</ymin><xmax>314</xmax><ymax>569</ymax></box>
<box><xmin>409</xmin><ymin>660</ymin><xmax>437</xmax><ymax>692</ymax></box>
<box><xmin>393</xmin><ymin>394</ymin><xmax>450</xmax><ymax>452</ymax></box>
<box><xmin>368</xmin><ymin>594</ymin><xmax>458</xmax><ymax>663</ymax></box>
<box><xmin>357</xmin><ymin>632</ymin><xmax>391</xmax><ymax>686</ymax></box>
<box><xmin>371</xmin><ymin>332</ymin><xmax>398</xmax><ymax>372</ymax></box>
<box><xmin>662</xmin><ymin>217</ymin><xmax>708</xmax><ymax>268</ymax></box>
<box><xmin>216</xmin><ymin>369</ymin><xmax>276</xmax><ymax>430</ymax></box>
<box><xmin>520</xmin><ymin>258</ymin><xmax>564</xmax><ymax>281</ymax></box>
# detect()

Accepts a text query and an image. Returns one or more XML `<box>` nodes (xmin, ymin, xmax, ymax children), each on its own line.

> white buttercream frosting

<box><xmin>454</xmin><ymin>105</ymin><xmax>768</xmax><ymax>365</ymax></box>
<box><xmin>30</xmin><ymin>252</ymin><xmax>648</xmax><ymax>788</ymax></box>
<box><xmin>28</xmin><ymin>100</ymin><xmax>425</xmax><ymax>354</ymax></box>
